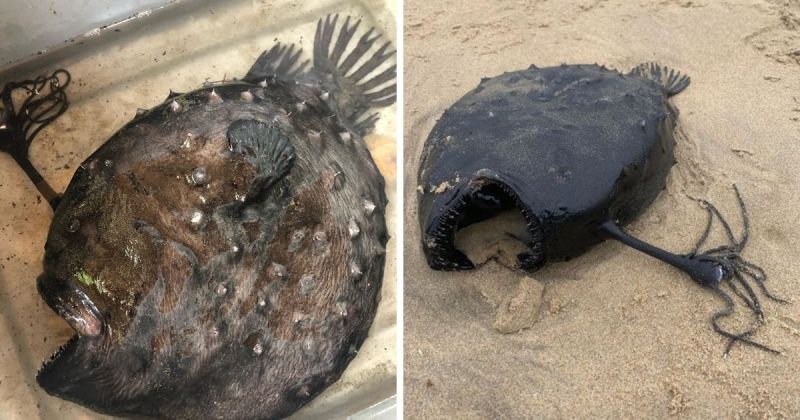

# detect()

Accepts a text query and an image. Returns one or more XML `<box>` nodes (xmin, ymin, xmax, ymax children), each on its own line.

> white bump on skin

<box><xmin>300</xmin><ymin>274</ymin><xmax>316</xmax><ymax>294</ymax></box>
<box><xmin>363</xmin><ymin>199</ymin><xmax>376</xmax><ymax>215</ymax></box>
<box><xmin>348</xmin><ymin>219</ymin><xmax>360</xmax><ymax>239</ymax></box>
<box><xmin>189</xmin><ymin>209</ymin><xmax>205</xmax><ymax>228</ymax></box>
<box><xmin>191</xmin><ymin>167</ymin><xmax>209</xmax><ymax>186</ymax></box>
<box><xmin>349</xmin><ymin>261</ymin><xmax>363</xmax><ymax>277</ymax></box>
<box><xmin>209</xmin><ymin>89</ymin><xmax>223</xmax><ymax>104</ymax></box>
<box><xmin>270</xmin><ymin>263</ymin><xmax>287</xmax><ymax>279</ymax></box>
<box><xmin>215</xmin><ymin>283</ymin><xmax>228</xmax><ymax>295</ymax></box>
<box><xmin>168</xmin><ymin>100</ymin><xmax>183</xmax><ymax>113</ymax></box>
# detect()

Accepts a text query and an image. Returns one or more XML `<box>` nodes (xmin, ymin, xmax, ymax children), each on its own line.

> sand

<box><xmin>404</xmin><ymin>0</ymin><xmax>800</xmax><ymax>418</ymax></box>
<box><xmin>0</xmin><ymin>1</ymin><xmax>396</xmax><ymax>418</ymax></box>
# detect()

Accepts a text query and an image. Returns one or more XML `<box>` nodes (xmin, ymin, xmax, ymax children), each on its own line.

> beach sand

<box><xmin>404</xmin><ymin>0</ymin><xmax>800</xmax><ymax>417</ymax></box>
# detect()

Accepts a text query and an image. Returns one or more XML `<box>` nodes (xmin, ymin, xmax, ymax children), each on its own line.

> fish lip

<box><xmin>420</xmin><ymin>169</ymin><xmax>545</xmax><ymax>272</ymax></box>
<box><xmin>37</xmin><ymin>274</ymin><xmax>104</xmax><ymax>338</ymax></box>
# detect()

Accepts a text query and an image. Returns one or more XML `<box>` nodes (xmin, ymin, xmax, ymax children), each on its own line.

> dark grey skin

<box><xmin>31</xmin><ymin>15</ymin><xmax>394</xmax><ymax>419</ymax></box>
<box><xmin>417</xmin><ymin>63</ymin><xmax>785</xmax><ymax>353</ymax></box>
<box><xmin>418</xmin><ymin>63</ymin><xmax>691</xmax><ymax>273</ymax></box>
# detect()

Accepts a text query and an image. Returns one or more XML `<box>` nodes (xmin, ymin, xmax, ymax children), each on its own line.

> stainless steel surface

<box><xmin>0</xmin><ymin>0</ymin><xmax>173</xmax><ymax>66</ymax></box>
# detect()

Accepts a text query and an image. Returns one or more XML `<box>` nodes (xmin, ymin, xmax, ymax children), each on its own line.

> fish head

<box><xmin>35</xmin><ymin>155</ymin><xmax>167</xmax><ymax>408</ymax></box>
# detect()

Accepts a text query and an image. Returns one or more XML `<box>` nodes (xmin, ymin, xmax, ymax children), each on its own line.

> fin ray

<box><xmin>329</xmin><ymin>16</ymin><xmax>359</xmax><ymax>67</ymax></box>
<box><xmin>629</xmin><ymin>62</ymin><xmax>690</xmax><ymax>96</ymax></box>
<box><xmin>226</xmin><ymin>120</ymin><xmax>295</xmax><ymax>204</ymax></box>
<box><xmin>243</xmin><ymin>43</ymin><xmax>308</xmax><ymax>83</ymax></box>
<box><xmin>337</xmin><ymin>28</ymin><xmax>378</xmax><ymax>76</ymax></box>
<box><xmin>359</xmin><ymin>66</ymin><xmax>396</xmax><ymax>92</ymax></box>
<box><xmin>312</xmin><ymin>14</ymin><xmax>396</xmax><ymax>136</ymax></box>
<box><xmin>347</xmin><ymin>41</ymin><xmax>394</xmax><ymax>84</ymax></box>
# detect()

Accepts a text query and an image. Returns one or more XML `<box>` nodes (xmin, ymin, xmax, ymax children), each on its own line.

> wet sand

<box><xmin>404</xmin><ymin>0</ymin><xmax>800</xmax><ymax>417</ymax></box>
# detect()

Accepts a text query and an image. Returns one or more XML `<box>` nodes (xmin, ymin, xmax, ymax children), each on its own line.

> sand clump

<box><xmin>492</xmin><ymin>278</ymin><xmax>545</xmax><ymax>334</ymax></box>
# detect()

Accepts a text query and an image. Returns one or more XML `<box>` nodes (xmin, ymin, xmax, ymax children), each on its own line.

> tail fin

<box><xmin>629</xmin><ymin>62</ymin><xmax>690</xmax><ymax>97</ymax></box>
<box><xmin>0</xmin><ymin>69</ymin><xmax>71</xmax><ymax>209</ymax></box>
<box><xmin>312</xmin><ymin>14</ymin><xmax>396</xmax><ymax>135</ymax></box>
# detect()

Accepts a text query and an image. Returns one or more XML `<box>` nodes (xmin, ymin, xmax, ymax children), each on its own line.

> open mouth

<box><xmin>36</xmin><ymin>334</ymin><xmax>80</xmax><ymax>388</ymax></box>
<box><xmin>422</xmin><ymin>174</ymin><xmax>545</xmax><ymax>272</ymax></box>
<box><xmin>35</xmin><ymin>275</ymin><xmax>109</xmax><ymax>396</ymax></box>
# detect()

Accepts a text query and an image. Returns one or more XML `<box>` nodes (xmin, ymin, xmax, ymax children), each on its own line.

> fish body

<box><xmin>418</xmin><ymin>63</ymin><xmax>686</xmax><ymax>271</ymax></box>
<box><xmin>35</xmin><ymin>15</ymin><xmax>394</xmax><ymax>419</ymax></box>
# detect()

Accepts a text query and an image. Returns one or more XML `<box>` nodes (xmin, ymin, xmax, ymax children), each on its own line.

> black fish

<box><xmin>417</xmin><ymin>63</ymin><xmax>786</xmax><ymax>354</ymax></box>
<box><xmin>1</xmin><ymin>14</ymin><xmax>394</xmax><ymax>419</ymax></box>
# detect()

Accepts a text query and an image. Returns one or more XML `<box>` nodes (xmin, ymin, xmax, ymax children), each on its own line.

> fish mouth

<box><xmin>36</xmin><ymin>333</ymin><xmax>81</xmax><ymax>393</ymax></box>
<box><xmin>37</xmin><ymin>274</ymin><xmax>104</xmax><ymax>338</ymax></box>
<box><xmin>36</xmin><ymin>275</ymin><xmax>110</xmax><ymax>400</ymax></box>
<box><xmin>36</xmin><ymin>328</ymin><xmax>112</xmax><ymax>406</ymax></box>
<box><xmin>420</xmin><ymin>169</ymin><xmax>545</xmax><ymax>272</ymax></box>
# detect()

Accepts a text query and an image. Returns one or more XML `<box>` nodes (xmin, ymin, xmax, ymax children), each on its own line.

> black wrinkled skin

<box><xmin>35</xmin><ymin>15</ymin><xmax>393</xmax><ymax>420</ymax></box>
<box><xmin>418</xmin><ymin>64</ymin><xmax>679</xmax><ymax>271</ymax></box>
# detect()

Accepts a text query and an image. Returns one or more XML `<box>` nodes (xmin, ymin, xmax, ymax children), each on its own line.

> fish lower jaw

<box><xmin>422</xmin><ymin>174</ymin><xmax>545</xmax><ymax>272</ymax></box>
<box><xmin>36</xmin><ymin>334</ymin><xmax>78</xmax><ymax>381</ymax></box>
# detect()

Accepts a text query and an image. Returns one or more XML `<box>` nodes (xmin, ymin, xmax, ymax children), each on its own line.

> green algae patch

<box><xmin>75</xmin><ymin>271</ymin><xmax>107</xmax><ymax>294</ymax></box>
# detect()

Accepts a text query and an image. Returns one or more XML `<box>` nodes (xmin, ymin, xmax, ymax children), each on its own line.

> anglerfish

<box><xmin>1</xmin><ymin>14</ymin><xmax>395</xmax><ymax>419</ymax></box>
<box><xmin>417</xmin><ymin>63</ymin><xmax>786</xmax><ymax>353</ymax></box>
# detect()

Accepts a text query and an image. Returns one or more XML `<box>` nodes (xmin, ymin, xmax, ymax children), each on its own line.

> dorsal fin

<box><xmin>242</xmin><ymin>43</ymin><xmax>310</xmax><ymax>83</ymax></box>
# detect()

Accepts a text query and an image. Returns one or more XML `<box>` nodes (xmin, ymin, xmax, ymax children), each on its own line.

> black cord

<box><xmin>0</xmin><ymin>69</ymin><xmax>71</xmax><ymax>209</ymax></box>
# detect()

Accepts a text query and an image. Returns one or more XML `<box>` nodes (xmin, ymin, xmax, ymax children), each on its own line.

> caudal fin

<box><xmin>629</xmin><ymin>62</ymin><xmax>690</xmax><ymax>97</ymax></box>
<box><xmin>313</xmin><ymin>14</ymin><xmax>396</xmax><ymax>135</ymax></box>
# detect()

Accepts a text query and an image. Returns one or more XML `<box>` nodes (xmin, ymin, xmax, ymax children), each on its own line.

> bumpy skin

<box><xmin>36</xmin><ymin>79</ymin><xmax>388</xmax><ymax>418</ymax></box>
<box><xmin>418</xmin><ymin>64</ymin><xmax>679</xmax><ymax>271</ymax></box>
